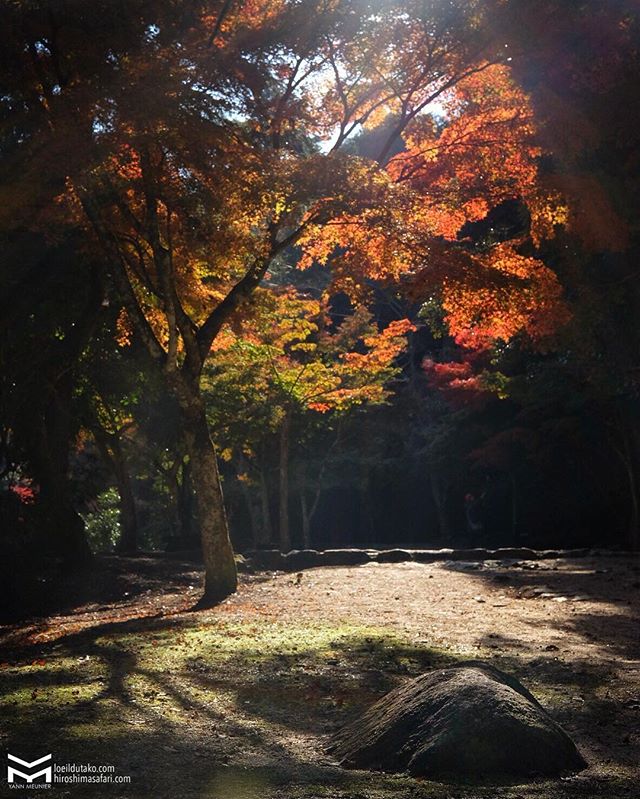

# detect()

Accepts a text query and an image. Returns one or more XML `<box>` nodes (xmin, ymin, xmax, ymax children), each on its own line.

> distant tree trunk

<box><xmin>624</xmin><ymin>461</ymin><xmax>639</xmax><ymax>550</ymax></box>
<box><xmin>619</xmin><ymin>427</ymin><xmax>640</xmax><ymax>551</ymax></box>
<box><xmin>111</xmin><ymin>438</ymin><xmax>139</xmax><ymax>554</ymax></box>
<box><xmin>430</xmin><ymin>471</ymin><xmax>450</xmax><ymax>540</ymax></box>
<box><xmin>300</xmin><ymin>491</ymin><xmax>311</xmax><ymax>549</ymax></box>
<box><xmin>236</xmin><ymin>454</ymin><xmax>261</xmax><ymax>548</ymax></box>
<box><xmin>358</xmin><ymin>471</ymin><xmax>375</xmax><ymax>545</ymax></box>
<box><xmin>93</xmin><ymin>430</ymin><xmax>139</xmax><ymax>553</ymax></box>
<box><xmin>177</xmin><ymin>459</ymin><xmax>198</xmax><ymax>544</ymax></box>
<box><xmin>298</xmin><ymin>423</ymin><xmax>341</xmax><ymax>549</ymax></box>
<box><xmin>36</xmin><ymin>460</ymin><xmax>90</xmax><ymax>562</ymax></box>
<box><xmin>241</xmin><ymin>479</ymin><xmax>259</xmax><ymax>547</ymax></box>
<box><xmin>164</xmin><ymin>457</ymin><xmax>182</xmax><ymax>539</ymax></box>
<box><xmin>25</xmin><ymin>265</ymin><xmax>102</xmax><ymax>564</ymax></box>
<box><xmin>259</xmin><ymin>465</ymin><xmax>273</xmax><ymax>546</ymax></box>
<box><xmin>510</xmin><ymin>471</ymin><xmax>519</xmax><ymax>541</ymax></box>
<box><xmin>279</xmin><ymin>411</ymin><xmax>292</xmax><ymax>552</ymax></box>
<box><xmin>180</xmin><ymin>395</ymin><xmax>237</xmax><ymax>604</ymax></box>
<box><xmin>299</xmin><ymin>474</ymin><xmax>325</xmax><ymax>549</ymax></box>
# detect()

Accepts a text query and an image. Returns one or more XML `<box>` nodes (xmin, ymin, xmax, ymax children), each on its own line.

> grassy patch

<box><xmin>0</xmin><ymin>618</ymin><xmax>458</xmax><ymax>798</ymax></box>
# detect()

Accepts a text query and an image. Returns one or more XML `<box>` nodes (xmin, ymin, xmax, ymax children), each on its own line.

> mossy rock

<box><xmin>329</xmin><ymin>661</ymin><xmax>587</xmax><ymax>780</ymax></box>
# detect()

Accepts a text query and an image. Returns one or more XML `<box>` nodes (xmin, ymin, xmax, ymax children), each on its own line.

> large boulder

<box><xmin>329</xmin><ymin>662</ymin><xmax>586</xmax><ymax>780</ymax></box>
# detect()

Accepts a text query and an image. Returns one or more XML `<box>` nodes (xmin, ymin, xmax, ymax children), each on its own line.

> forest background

<box><xmin>1</xmin><ymin>0</ymin><xmax>638</xmax><ymax>607</ymax></box>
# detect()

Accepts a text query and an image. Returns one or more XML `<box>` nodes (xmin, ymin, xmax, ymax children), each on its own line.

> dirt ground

<box><xmin>1</xmin><ymin>554</ymin><xmax>639</xmax><ymax>799</ymax></box>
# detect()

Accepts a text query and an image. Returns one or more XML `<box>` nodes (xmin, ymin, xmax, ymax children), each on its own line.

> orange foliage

<box><xmin>388</xmin><ymin>64</ymin><xmax>541</xmax><ymax>238</ymax></box>
<box><xmin>439</xmin><ymin>243</ymin><xmax>569</xmax><ymax>348</ymax></box>
<box><xmin>300</xmin><ymin>62</ymin><xmax>571</xmax><ymax>349</ymax></box>
<box><xmin>208</xmin><ymin>288</ymin><xmax>414</xmax><ymax>421</ymax></box>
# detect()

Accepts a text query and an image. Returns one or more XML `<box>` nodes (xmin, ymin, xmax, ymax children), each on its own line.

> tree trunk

<box><xmin>624</xmin><ymin>460</ymin><xmax>639</xmax><ymax>550</ymax></box>
<box><xmin>111</xmin><ymin>438</ymin><xmax>139</xmax><ymax>554</ymax></box>
<box><xmin>164</xmin><ymin>458</ymin><xmax>182</xmax><ymax>540</ymax></box>
<box><xmin>358</xmin><ymin>471</ymin><xmax>375</xmax><ymax>546</ymax></box>
<box><xmin>430</xmin><ymin>471</ymin><xmax>450</xmax><ymax>541</ymax></box>
<box><xmin>259</xmin><ymin>465</ymin><xmax>273</xmax><ymax>546</ymax></box>
<box><xmin>182</xmin><ymin>398</ymin><xmax>237</xmax><ymax>604</ymax></box>
<box><xmin>237</xmin><ymin>457</ymin><xmax>260</xmax><ymax>549</ymax></box>
<box><xmin>94</xmin><ymin>430</ymin><xmax>139</xmax><ymax>553</ymax></box>
<box><xmin>279</xmin><ymin>411</ymin><xmax>292</xmax><ymax>552</ymax></box>
<box><xmin>38</xmin><ymin>477</ymin><xmax>90</xmax><ymax>562</ymax></box>
<box><xmin>177</xmin><ymin>459</ymin><xmax>199</xmax><ymax>545</ymax></box>
<box><xmin>620</xmin><ymin>428</ymin><xmax>640</xmax><ymax>551</ymax></box>
<box><xmin>510</xmin><ymin>472</ymin><xmax>519</xmax><ymax>541</ymax></box>
<box><xmin>300</xmin><ymin>491</ymin><xmax>311</xmax><ymax>549</ymax></box>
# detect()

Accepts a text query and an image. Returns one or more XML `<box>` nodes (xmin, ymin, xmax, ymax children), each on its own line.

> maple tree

<box><xmin>204</xmin><ymin>288</ymin><xmax>413</xmax><ymax>550</ymax></box>
<box><xmin>3</xmin><ymin>0</ymin><xmax>528</xmax><ymax>602</ymax></box>
<box><xmin>300</xmin><ymin>60</ymin><xmax>570</xmax><ymax>349</ymax></box>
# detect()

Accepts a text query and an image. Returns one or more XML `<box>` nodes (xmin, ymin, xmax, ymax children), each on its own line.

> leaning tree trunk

<box><xmin>181</xmin><ymin>398</ymin><xmax>237</xmax><ymax>604</ymax></box>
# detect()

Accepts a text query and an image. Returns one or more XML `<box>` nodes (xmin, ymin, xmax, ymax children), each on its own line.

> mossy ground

<box><xmin>0</xmin><ymin>556</ymin><xmax>638</xmax><ymax>798</ymax></box>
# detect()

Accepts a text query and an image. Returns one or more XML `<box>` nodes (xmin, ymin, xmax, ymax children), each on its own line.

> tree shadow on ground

<box><xmin>2</xmin><ymin>559</ymin><xmax>639</xmax><ymax>798</ymax></box>
<box><xmin>5</xmin><ymin>625</ymin><xmax>632</xmax><ymax>799</ymax></box>
<box><xmin>0</xmin><ymin>554</ymin><xmax>207</xmax><ymax>625</ymax></box>
<box><xmin>183</xmin><ymin>636</ymin><xmax>456</xmax><ymax>735</ymax></box>
<box><xmin>1</xmin><ymin>619</ymin><xmax>467</xmax><ymax>799</ymax></box>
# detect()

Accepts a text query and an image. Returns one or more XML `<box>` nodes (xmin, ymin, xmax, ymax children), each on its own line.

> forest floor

<box><xmin>0</xmin><ymin>553</ymin><xmax>639</xmax><ymax>799</ymax></box>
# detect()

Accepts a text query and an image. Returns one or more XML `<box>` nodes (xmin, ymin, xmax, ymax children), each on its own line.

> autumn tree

<box><xmin>3</xmin><ymin>0</ymin><xmax>530</xmax><ymax>601</ymax></box>
<box><xmin>12</xmin><ymin>0</ymin><xmax>620</xmax><ymax>596</ymax></box>
<box><xmin>205</xmin><ymin>288</ymin><xmax>413</xmax><ymax>550</ymax></box>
